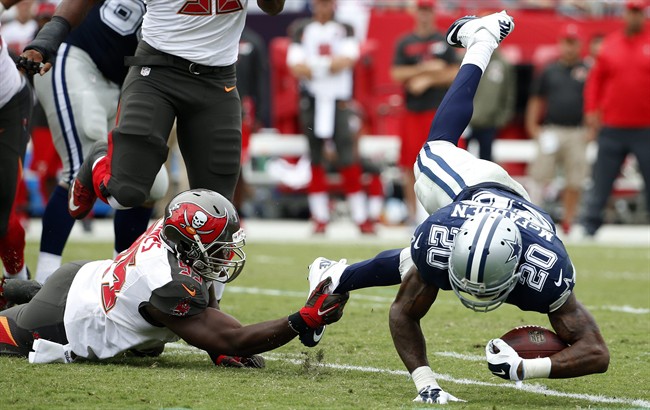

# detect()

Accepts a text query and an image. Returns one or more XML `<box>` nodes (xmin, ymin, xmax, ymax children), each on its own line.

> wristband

<box><xmin>287</xmin><ymin>312</ymin><xmax>310</xmax><ymax>334</ymax></box>
<box><xmin>23</xmin><ymin>16</ymin><xmax>71</xmax><ymax>62</ymax></box>
<box><xmin>411</xmin><ymin>366</ymin><xmax>440</xmax><ymax>392</ymax></box>
<box><xmin>522</xmin><ymin>357</ymin><xmax>552</xmax><ymax>379</ymax></box>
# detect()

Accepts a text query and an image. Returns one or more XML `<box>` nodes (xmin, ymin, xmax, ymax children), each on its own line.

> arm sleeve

<box><xmin>148</xmin><ymin>280</ymin><xmax>209</xmax><ymax>317</ymax></box>
<box><xmin>286</xmin><ymin>43</ymin><xmax>306</xmax><ymax>66</ymax></box>
<box><xmin>583</xmin><ymin>55</ymin><xmax>605</xmax><ymax>114</ymax></box>
<box><xmin>392</xmin><ymin>38</ymin><xmax>408</xmax><ymax>66</ymax></box>
<box><xmin>529</xmin><ymin>67</ymin><xmax>548</xmax><ymax>97</ymax></box>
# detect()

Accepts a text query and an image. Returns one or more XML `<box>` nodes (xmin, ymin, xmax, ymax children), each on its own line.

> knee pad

<box><xmin>107</xmin><ymin>129</ymin><xmax>169</xmax><ymax>208</ymax></box>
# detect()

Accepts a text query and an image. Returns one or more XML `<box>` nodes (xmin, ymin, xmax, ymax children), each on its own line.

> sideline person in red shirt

<box><xmin>582</xmin><ymin>0</ymin><xmax>650</xmax><ymax>237</ymax></box>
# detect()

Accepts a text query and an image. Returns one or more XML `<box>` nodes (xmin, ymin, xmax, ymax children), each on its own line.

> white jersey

<box><xmin>64</xmin><ymin>220</ymin><xmax>213</xmax><ymax>359</ymax></box>
<box><xmin>142</xmin><ymin>0</ymin><xmax>247</xmax><ymax>66</ymax></box>
<box><xmin>286</xmin><ymin>19</ymin><xmax>359</xmax><ymax>100</ymax></box>
<box><xmin>0</xmin><ymin>33</ymin><xmax>23</xmax><ymax>108</ymax></box>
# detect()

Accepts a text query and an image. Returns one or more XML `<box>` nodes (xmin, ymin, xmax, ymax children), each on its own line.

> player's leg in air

<box><xmin>299</xmin><ymin>10</ymin><xmax>518</xmax><ymax>347</ymax></box>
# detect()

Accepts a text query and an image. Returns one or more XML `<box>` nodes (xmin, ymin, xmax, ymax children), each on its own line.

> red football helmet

<box><xmin>161</xmin><ymin>189</ymin><xmax>246</xmax><ymax>282</ymax></box>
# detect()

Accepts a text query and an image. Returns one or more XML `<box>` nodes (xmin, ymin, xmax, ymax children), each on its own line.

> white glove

<box><xmin>28</xmin><ymin>339</ymin><xmax>75</xmax><ymax>364</ymax></box>
<box><xmin>413</xmin><ymin>385</ymin><xmax>465</xmax><ymax>404</ymax></box>
<box><xmin>486</xmin><ymin>338</ymin><xmax>523</xmax><ymax>381</ymax></box>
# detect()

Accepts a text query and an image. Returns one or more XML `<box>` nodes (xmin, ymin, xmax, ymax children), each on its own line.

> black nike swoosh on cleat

<box><xmin>498</xmin><ymin>19</ymin><xmax>511</xmax><ymax>41</ymax></box>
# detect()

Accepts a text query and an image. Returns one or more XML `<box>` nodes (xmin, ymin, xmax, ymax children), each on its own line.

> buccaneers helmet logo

<box><xmin>167</xmin><ymin>203</ymin><xmax>228</xmax><ymax>243</ymax></box>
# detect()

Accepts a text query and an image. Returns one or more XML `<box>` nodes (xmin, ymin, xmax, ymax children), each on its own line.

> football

<box><xmin>499</xmin><ymin>325</ymin><xmax>568</xmax><ymax>359</ymax></box>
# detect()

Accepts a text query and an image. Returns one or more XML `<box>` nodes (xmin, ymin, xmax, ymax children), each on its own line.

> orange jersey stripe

<box><xmin>0</xmin><ymin>316</ymin><xmax>18</xmax><ymax>347</ymax></box>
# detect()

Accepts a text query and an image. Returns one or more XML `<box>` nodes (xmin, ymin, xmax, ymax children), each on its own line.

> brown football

<box><xmin>500</xmin><ymin>325</ymin><xmax>568</xmax><ymax>359</ymax></box>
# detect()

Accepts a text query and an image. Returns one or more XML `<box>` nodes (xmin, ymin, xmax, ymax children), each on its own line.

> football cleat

<box><xmin>313</xmin><ymin>220</ymin><xmax>327</xmax><ymax>235</ymax></box>
<box><xmin>68</xmin><ymin>141</ymin><xmax>107</xmax><ymax>219</ymax></box>
<box><xmin>307</xmin><ymin>257</ymin><xmax>348</xmax><ymax>296</ymax></box>
<box><xmin>446</xmin><ymin>10</ymin><xmax>514</xmax><ymax>49</ymax></box>
<box><xmin>2</xmin><ymin>279</ymin><xmax>42</xmax><ymax>305</ymax></box>
<box><xmin>358</xmin><ymin>220</ymin><xmax>376</xmax><ymax>235</ymax></box>
<box><xmin>300</xmin><ymin>257</ymin><xmax>349</xmax><ymax>347</ymax></box>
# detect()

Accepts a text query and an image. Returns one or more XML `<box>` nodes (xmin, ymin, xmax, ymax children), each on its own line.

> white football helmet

<box><xmin>448</xmin><ymin>212</ymin><xmax>522</xmax><ymax>312</ymax></box>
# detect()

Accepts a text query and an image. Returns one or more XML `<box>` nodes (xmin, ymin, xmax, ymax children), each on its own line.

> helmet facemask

<box><xmin>181</xmin><ymin>229</ymin><xmax>246</xmax><ymax>283</ymax></box>
<box><xmin>448</xmin><ymin>212</ymin><xmax>522</xmax><ymax>312</ymax></box>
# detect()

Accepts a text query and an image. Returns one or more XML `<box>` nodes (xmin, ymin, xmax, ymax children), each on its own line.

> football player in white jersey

<box><xmin>0</xmin><ymin>189</ymin><xmax>349</xmax><ymax>365</ymax></box>
<box><xmin>286</xmin><ymin>0</ymin><xmax>375</xmax><ymax>235</ymax></box>
<box><xmin>0</xmin><ymin>0</ymin><xmax>33</xmax><ymax>282</ymax></box>
<box><xmin>17</xmin><ymin>0</ymin><xmax>285</xmax><ymax>225</ymax></box>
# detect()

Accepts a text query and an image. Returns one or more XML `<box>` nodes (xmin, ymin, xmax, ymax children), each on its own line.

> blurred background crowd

<box><xmin>1</xmin><ymin>0</ymin><xmax>648</xmax><ymax>251</ymax></box>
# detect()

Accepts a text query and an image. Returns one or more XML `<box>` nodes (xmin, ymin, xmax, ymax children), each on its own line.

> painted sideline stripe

<box><xmin>227</xmin><ymin>286</ymin><xmax>649</xmax><ymax>314</ymax></box>
<box><xmin>166</xmin><ymin>343</ymin><xmax>649</xmax><ymax>408</ymax></box>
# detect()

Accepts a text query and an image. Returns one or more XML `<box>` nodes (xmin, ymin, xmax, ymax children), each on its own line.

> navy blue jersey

<box><xmin>66</xmin><ymin>0</ymin><xmax>145</xmax><ymax>85</ymax></box>
<box><xmin>411</xmin><ymin>185</ymin><xmax>575</xmax><ymax>313</ymax></box>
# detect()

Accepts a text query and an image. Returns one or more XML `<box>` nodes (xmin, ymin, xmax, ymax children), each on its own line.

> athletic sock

<box><xmin>334</xmin><ymin>249</ymin><xmax>403</xmax><ymax>293</ymax></box>
<box><xmin>114</xmin><ymin>206</ymin><xmax>154</xmax><ymax>253</ymax></box>
<box><xmin>426</xmin><ymin>64</ymin><xmax>484</xmax><ymax>145</ymax></box>
<box><xmin>36</xmin><ymin>185</ymin><xmax>75</xmax><ymax>282</ymax></box>
<box><xmin>461</xmin><ymin>41</ymin><xmax>496</xmax><ymax>73</ymax></box>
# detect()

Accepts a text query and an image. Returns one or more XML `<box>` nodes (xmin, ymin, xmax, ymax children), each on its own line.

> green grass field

<box><xmin>3</xmin><ymin>239</ymin><xmax>649</xmax><ymax>409</ymax></box>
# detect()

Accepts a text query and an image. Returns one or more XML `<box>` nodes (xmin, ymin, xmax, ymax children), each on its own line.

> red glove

<box><xmin>288</xmin><ymin>277</ymin><xmax>349</xmax><ymax>333</ymax></box>
<box><xmin>213</xmin><ymin>354</ymin><xmax>266</xmax><ymax>368</ymax></box>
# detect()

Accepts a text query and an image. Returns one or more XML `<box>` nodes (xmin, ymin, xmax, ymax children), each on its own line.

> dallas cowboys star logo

<box><xmin>504</xmin><ymin>238</ymin><xmax>521</xmax><ymax>263</ymax></box>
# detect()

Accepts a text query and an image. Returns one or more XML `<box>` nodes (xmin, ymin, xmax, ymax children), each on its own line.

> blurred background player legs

<box><xmin>525</xmin><ymin>25</ymin><xmax>589</xmax><ymax>235</ymax></box>
<box><xmin>286</xmin><ymin>0</ymin><xmax>375</xmax><ymax>235</ymax></box>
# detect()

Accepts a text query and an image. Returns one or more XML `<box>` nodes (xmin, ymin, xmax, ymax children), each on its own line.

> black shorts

<box><xmin>106</xmin><ymin>41</ymin><xmax>243</xmax><ymax>207</ymax></box>
<box><xmin>0</xmin><ymin>81</ymin><xmax>31</xmax><ymax>234</ymax></box>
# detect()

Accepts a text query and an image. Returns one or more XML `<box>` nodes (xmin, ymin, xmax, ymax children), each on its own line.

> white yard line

<box><xmin>166</xmin><ymin>343</ymin><xmax>650</xmax><ymax>408</ymax></box>
<box><xmin>227</xmin><ymin>286</ymin><xmax>650</xmax><ymax>314</ymax></box>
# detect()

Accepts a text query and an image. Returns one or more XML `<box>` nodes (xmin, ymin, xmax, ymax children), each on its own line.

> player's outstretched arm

<box><xmin>18</xmin><ymin>0</ymin><xmax>95</xmax><ymax>75</ymax></box>
<box><xmin>389</xmin><ymin>266</ymin><xmax>439</xmax><ymax>373</ymax></box>
<box><xmin>389</xmin><ymin>267</ymin><xmax>463</xmax><ymax>404</ymax></box>
<box><xmin>546</xmin><ymin>293</ymin><xmax>610</xmax><ymax>378</ymax></box>
<box><xmin>146</xmin><ymin>278</ymin><xmax>348</xmax><ymax>358</ymax></box>
<box><xmin>257</xmin><ymin>0</ymin><xmax>284</xmax><ymax>16</ymax></box>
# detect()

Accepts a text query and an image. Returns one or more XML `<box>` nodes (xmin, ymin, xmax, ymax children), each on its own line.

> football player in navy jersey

<box><xmin>0</xmin><ymin>189</ymin><xmax>349</xmax><ymax>366</ymax></box>
<box><xmin>30</xmin><ymin>0</ymin><xmax>168</xmax><ymax>285</ymax></box>
<box><xmin>303</xmin><ymin>11</ymin><xmax>609</xmax><ymax>405</ymax></box>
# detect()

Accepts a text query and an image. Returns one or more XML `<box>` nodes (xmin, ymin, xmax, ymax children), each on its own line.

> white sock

<box><xmin>368</xmin><ymin>195</ymin><xmax>384</xmax><ymax>222</ymax></box>
<box><xmin>35</xmin><ymin>252</ymin><xmax>63</xmax><ymax>284</ymax></box>
<box><xmin>461</xmin><ymin>41</ymin><xmax>496</xmax><ymax>73</ymax></box>
<box><xmin>4</xmin><ymin>266</ymin><xmax>28</xmax><ymax>281</ymax></box>
<box><xmin>212</xmin><ymin>281</ymin><xmax>226</xmax><ymax>301</ymax></box>
<box><xmin>347</xmin><ymin>191</ymin><xmax>369</xmax><ymax>224</ymax></box>
<box><xmin>308</xmin><ymin>192</ymin><xmax>329</xmax><ymax>223</ymax></box>
<box><xmin>107</xmin><ymin>196</ymin><xmax>130</xmax><ymax>210</ymax></box>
